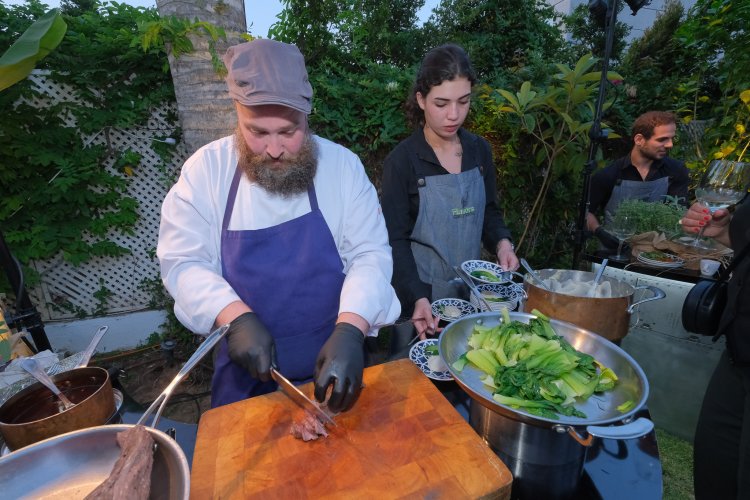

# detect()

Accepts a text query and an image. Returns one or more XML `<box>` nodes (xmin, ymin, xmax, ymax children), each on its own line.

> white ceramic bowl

<box><xmin>469</xmin><ymin>283</ymin><xmax>523</xmax><ymax>312</ymax></box>
<box><xmin>430</xmin><ymin>298</ymin><xmax>477</xmax><ymax>322</ymax></box>
<box><xmin>461</xmin><ymin>260</ymin><xmax>508</xmax><ymax>285</ymax></box>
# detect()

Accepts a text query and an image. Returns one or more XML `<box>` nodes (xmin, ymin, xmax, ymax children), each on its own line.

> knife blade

<box><xmin>270</xmin><ymin>368</ymin><xmax>337</xmax><ymax>427</ymax></box>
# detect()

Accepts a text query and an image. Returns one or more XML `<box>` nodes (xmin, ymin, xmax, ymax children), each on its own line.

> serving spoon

<box><xmin>20</xmin><ymin>357</ymin><xmax>75</xmax><ymax>411</ymax></box>
<box><xmin>588</xmin><ymin>259</ymin><xmax>609</xmax><ymax>298</ymax></box>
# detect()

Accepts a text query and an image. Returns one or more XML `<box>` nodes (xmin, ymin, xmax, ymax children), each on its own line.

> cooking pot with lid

<box><xmin>439</xmin><ymin>311</ymin><xmax>653</xmax><ymax>499</ymax></box>
<box><xmin>522</xmin><ymin>269</ymin><xmax>665</xmax><ymax>343</ymax></box>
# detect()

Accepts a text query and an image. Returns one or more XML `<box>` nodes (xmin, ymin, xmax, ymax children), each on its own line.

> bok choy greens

<box><xmin>452</xmin><ymin>308</ymin><xmax>618</xmax><ymax>419</ymax></box>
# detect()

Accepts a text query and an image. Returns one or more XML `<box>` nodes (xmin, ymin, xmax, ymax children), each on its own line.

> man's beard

<box><xmin>235</xmin><ymin>128</ymin><xmax>318</xmax><ymax>196</ymax></box>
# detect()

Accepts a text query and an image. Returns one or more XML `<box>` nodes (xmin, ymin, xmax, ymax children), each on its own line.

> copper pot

<box><xmin>0</xmin><ymin>366</ymin><xmax>115</xmax><ymax>451</ymax></box>
<box><xmin>522</xmin><ymin>269</ymin><xmax>665</xmax><ymax>343</ymax></box>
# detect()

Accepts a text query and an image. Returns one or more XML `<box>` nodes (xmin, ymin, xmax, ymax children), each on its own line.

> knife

<box><xmin>270</xmin><ymin>367</ymin><xmax>337</xmax><ymax>427</ymax></box>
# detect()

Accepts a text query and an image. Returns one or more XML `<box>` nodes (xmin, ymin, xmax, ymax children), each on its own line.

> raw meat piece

<box><xmin>85</xmin><ymin>425</ymin><xmax>155</xmax><ymax>500</ymax></box>
<box><xmin>290</xmin><ymin>410</ymin><xmax>329</xmax><ymax>441</ymax></box>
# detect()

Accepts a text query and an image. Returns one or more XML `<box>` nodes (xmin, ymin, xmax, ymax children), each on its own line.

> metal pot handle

<box><xmin>553</xmin><ymin>417</ymin><xmax>654</xmax><ymax>446</ymax></box>
<box><xmin>136</xmin><ymin>323</ymin><xmax>230</xmax><ymax>428</ymax></box>
<box><xmin>627</xmin><ymin>285</ymin><xmax>666</xmax><ymax>313</ymax></box>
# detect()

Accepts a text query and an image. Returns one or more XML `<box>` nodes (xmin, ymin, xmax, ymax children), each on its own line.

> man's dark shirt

<box><xmin>589</xmin><ymin>155</ymin><xmax>691</xmax><ymax>214</ymax></box>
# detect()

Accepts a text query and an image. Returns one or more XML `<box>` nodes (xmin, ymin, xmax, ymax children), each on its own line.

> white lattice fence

<box><xmin>24</xmin><ymin>71</ymin><xmax>187</xmax><ymax>321</ymax></box>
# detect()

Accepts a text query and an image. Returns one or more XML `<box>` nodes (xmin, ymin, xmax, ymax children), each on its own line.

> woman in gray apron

<box><xmin>381</xmin><ymin>44</ymin><xmax>518</xmax><ymax>358</ymax></box>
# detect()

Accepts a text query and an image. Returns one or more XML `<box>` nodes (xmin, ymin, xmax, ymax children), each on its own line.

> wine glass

<box><xmin>607</xmin><ymin>214</ymin><xmax>636</xmax><ymax>262</ymax></box>
<box><xmin>690</xmin><ymin>160</ymin><xmax>748</xmax><ymax>248</ymax></box>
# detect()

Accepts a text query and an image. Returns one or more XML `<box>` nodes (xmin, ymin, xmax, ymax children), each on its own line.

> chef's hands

<box><xmin>496</xmin><ymin>239</ymin><xmax>519</xmax><ymax>272</ymax></box>
<box><xmin>226</xmin><ymin>312</ymin><xmax>276</xmax><ymax>382</ymax></box>
<box><xmin>314</xmin><ymin>322</ymin><xmax>365</xmax><ymax>412</ymax></box>
<box><xmin>412</xmin><ymin>298</ymin><xmax>440</xmax><ymax>341</ymax></box>
<box><xmin>681</xmin><ymin>202</ymin><xmax>732</xmax><ymax>245</ymax></box>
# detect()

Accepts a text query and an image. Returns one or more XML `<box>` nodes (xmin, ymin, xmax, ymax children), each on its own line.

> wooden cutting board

<box><xmin>191</xmin><ymin>359</ymin><xmax>512</xmax><ymax>499</ymax></box>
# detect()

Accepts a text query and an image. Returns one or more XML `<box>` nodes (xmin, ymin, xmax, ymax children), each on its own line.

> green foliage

<box><xmin>309</xmin><ymin>60</ymin><xmax>413</xmax><ymax>182</ymax></box>
<box><xmin>674</xmin><ymin>0</ymin><xmax>750</xmax><ymax>167</ymax></box>
<box><xmin>0</xmin><ymin>8</ymin><xmax>66</xmax><ymax>91</ymax></box>
<box><xmin>269</xmin><ymin>0</ymin><xmax>429</xmax><ymax>69</ymax></box>
<box><xmin>0</xmin><ymin>0</ymin><xmax>176</xmax><ymax>275</ymax></box>
<box><xmin>618</xmin><ymin>1</ymin><xmax>690</xmax><ymax>117</ymax></box>
<box><xmin>426</xmin><ymin>0</ymin><xmax>567</xmax><ymax>85</ymax></box>
<box><xmin>138</xmin><ymin>15</ymin><xmax>228</xmax><ymax>75</ymax></box>
<box><xmin>564</xmin><ymin>3</ymin><xmax>630</xmax><ymax>65</ymax></box>
<box><xmin>474</xmin><ymin>54</ymin><xmax>621</xmax><ymax>266</ymax></box>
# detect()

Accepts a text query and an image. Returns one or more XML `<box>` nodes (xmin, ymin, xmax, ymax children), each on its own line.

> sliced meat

<box><xmin>290</xmin><ymin>410</ymin><xmax>329</xmax><ymax>441</ymax></box>
<box><xmin>85</xmin><ymin>425</ymin><xmax>155</xmax><ymax>500</ymax></box>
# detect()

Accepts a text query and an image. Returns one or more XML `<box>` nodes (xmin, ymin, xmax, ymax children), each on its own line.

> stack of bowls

<box><xmin>469</xmin><ymin>283</ymin><xmax>524</xmax><ymax>312</ymax></box>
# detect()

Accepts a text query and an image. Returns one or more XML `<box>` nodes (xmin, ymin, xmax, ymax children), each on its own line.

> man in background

<box><xmin>587</xmin><ymin>110</ymin><xmax>690</xmax><ymax>249</ymax></box>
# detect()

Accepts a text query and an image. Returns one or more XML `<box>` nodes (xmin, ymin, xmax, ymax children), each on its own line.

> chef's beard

<box><xmin>235</xmin><ymin>128</ymin><xmax>318</xmax><ymax>197</ymax></box>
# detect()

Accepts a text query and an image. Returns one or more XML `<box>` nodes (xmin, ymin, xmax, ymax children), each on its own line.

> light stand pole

<box><xmin>572</xmin><ymin>0</ymin><xmax>620</xmax><ymax>269</ymax></box>
<box><xmin>571</xmin><ymin>0</ymin><xmax>650</xmax><ymax>269</ymax></box>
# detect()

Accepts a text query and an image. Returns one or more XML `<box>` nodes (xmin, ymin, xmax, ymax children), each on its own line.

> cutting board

<box><xmin>191</xmin><ymin>359</ymin><xmax>512</xmax><ymax>499</ymax></box>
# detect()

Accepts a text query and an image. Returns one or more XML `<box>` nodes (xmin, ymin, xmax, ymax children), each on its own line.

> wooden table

<box><xmin>191</xmin><ymin>359</ymin><xmax>512</xmax><ymax>499</ymax></box>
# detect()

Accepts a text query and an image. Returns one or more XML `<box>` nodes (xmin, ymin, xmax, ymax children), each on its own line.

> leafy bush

<box><xmin>0</xmin><ymin>1</ymin><xmax>175</xmax><ymax>268</ymax></box>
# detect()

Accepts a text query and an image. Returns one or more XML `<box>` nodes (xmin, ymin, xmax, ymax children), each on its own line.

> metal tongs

<box><xmin>137</xmin><ymin>323</ymin><xmax>230</xmax><ymax>427</ymax></box>
<box><xmin>453</xmin><ymin>266</ymin><xmax>494</xmax><ymax>312</ymax></box>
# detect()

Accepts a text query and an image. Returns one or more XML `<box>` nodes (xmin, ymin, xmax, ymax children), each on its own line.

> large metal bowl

<box><xmin>439</xmin><ymin>311</ymin><xmax>649</xmax><ymax>427</ymax></box>
<box><xmin>0</xmin><ymin>424</ymin><xmax>189</xmax><ymax>499</ymax></box>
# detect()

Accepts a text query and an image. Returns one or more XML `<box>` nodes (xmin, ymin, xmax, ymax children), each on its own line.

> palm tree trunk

<box><xmin>155</xmin><ymin>0</ymin><xmax>246</xmax><ymax>155</ymax></box>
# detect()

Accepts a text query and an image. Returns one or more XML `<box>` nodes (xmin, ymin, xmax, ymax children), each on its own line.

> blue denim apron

<box><xmin>211</xmin><ymin>166</ymin><xmax>345</xmax><ymax>407</ymax></box>
<box><xmin>410</xmin><ymin>165</ymin><xmax>486</xmax><ymax>301</ymax></box>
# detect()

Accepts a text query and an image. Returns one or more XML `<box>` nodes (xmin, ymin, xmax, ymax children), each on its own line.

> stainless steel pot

<box><xmin>0</xmin><ymin>324</ymin><xmax>230</xmax><ymax>499</ymax></box>
<box><xmin>439</xmin><ymin>312</ymin><xmax>653</xmax><ymax>499</ymax></box>
<box><xmin>522</xmin><ymin>269</ymin><xmax>665</xmax><ymax>343</ymax></box>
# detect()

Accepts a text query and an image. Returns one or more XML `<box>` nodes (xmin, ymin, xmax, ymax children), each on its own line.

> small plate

<box><xmin>409</xmin><ymin>339</ymin><xmax>452</xmax><ymax>381</ymax></box>
<box><xmin>636</xmin><ymin>252</ymin><xmax>684</xmax><ymax>268</ymax></box>
<box><xmin>431</xmin><ymin>298</ymin><xmax>477</xmax><ymax>322</ymax></box>
<box><xmin>461</xmin><ymin>260</ymin><xmax>509</xmax><ymax>284</ymax></box>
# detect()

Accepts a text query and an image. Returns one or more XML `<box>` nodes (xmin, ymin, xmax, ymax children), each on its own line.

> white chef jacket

<box><xmin>157</xmin><ymin>134</ymin><xmax>401</xmax><ymax>335</ymax></box>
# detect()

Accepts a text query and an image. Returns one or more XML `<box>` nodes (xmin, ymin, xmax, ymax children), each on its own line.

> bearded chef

<box><xmin>157</xmin><ymin>39</ymin><xmax>400</xmax><ymax>412</ymax></box>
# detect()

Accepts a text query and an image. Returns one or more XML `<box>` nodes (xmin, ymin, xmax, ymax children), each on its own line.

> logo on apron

<box><xmin>451</xmin><ymin>206</ymin><xmax>476</xmax><ymax>217</ymax></box>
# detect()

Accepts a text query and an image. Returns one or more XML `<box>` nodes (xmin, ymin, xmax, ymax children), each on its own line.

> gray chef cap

<box><xmin>223</xmin><ymin>39</ymin><xmax>313</xmax><ymax>114</ymax></box>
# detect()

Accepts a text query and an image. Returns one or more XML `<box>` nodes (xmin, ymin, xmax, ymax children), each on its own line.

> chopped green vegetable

<box><xmin>617</xmin><ymin>400</ymin><xmax>635</xmax><ymax>413</ymax></box>
<box><xmin>459</xmin><ymin>313</ymin><xmax>619</xmax><ymax>418</ymax></box>
<box><xmin>452</xmin><ymin>353</ymin><xmax>469</xmax><ymax>372</ymax></box>
<box><xmin>425</xmin><ymin>344</ymin><xmax>439</xmax><ymax>356</ymax></box>
<box><xmin>470</xmin><ymin>269</ymin><xmax>500</xmax><ymax>282</ymax></box>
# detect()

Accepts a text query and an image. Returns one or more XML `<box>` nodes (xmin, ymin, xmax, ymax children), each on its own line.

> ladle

<box><xmin>75</xmin><ymin>325</ymin><xmax>109</xmax><ymax>368</ymax></box>
<box><xmin>520</xmin><ymin>258</ymin><xmax>552</xmax><ymax>292</ymax></box>
<box><xmin>19</xmin><ymin>358</ymin><xmax>75</xmax><ymax>411</ymax></box>
<box><xmin>588</xmin><ymin>259</ymin><xmax>609</xmax><ymax>298</ymax></box>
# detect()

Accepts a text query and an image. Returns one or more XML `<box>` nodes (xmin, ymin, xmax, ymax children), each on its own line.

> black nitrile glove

<box><xmin>313</xmin><ymin>322</ymin><xmax>365</xmax><ymax>413</ymax></box>
<box><xmin>594</xmin><ymin>226</ymin><xmax>622</xmax><ymax>250</ymax></box>
<box><xmin>226</xmin><ymin>312</ymin><xmax>276</xmax><ymax>382</ymax></box>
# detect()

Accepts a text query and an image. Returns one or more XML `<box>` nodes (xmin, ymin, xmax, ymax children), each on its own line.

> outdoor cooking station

<box><xmin>186</xmin><ymin>358</ymin><xmax>661</xmax><ymax>500</ymax></box>
<box><xmin>0</xmin><ymin>333</ymin><xmax>662</xmax><ymax>499</ymax></box>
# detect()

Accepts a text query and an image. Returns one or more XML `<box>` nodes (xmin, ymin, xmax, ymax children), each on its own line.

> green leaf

<box><xmin>0</xmin><ymin>9</ymin><xmax>67</xmax><ymax>92</ymax></box>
